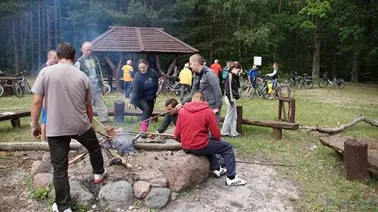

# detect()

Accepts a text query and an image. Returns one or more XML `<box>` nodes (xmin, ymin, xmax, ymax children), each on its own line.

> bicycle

<box><xmin>102</xmin><ymin>82</ymin><xmax>111</xmax><ymax>95</ymax></box>
<box><xmin>12</xmin><ymin>70</ymin><xmax>31</xmax><ymax>98</ymax></box>
<box><xmin>318</xmin><ymin>72</ymin><xmax>345</xmax><ymax>89</ymax></box>
<box><xmin>0</xmin><ymin>84</ymin><xmax>4</xmax><ymax>97</ymax></box>
<box><xmin>286</xmin><ymin>71</ymin><xmax>301</xmax><ymax>89</ymax></box>
<box><xmin>241</xmin><ymin>77</ymin><xmax>291</xmax><ymax>100</ymax></box>
<box><xmin>240</xmin><ymin>77</ymin><xmax>265</xmax><ymax>99</ymax></box>
<box><xmin>157</xmin><ymin>74</ymin><xmax>180</xmax><ymax>96</ymax></box>
<box><xmin>298</xmin><ymin>73</ymin><xmax>314</xmax><ymax>89</ymax></box>
<box><xmin>263</xmin><ymin>79</ymin><xmax>291</xmax><ymax>100</ymax></box>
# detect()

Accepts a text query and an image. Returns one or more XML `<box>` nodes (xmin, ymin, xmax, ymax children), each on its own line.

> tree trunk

<box><xmin>210</xmin><ymin>14</ymin><xmax>214</xmax><ymax>63</ymax></box>
<box><xmin>21</xmin><ymin>16</ymin><xmax>29</xmax><ymax>70</ymax></box>
<box><xmin>42</xmin><ymin>0</ymin><xmax>46</xmax><ymax>57</ymax></box>
<box><xmin>54</xmin><ymin>0</ymin><xmax>58</xmax><ymax>47</ymax></box>
<box><xmin>351</xmin><ymin>50</ymin><xmax>360</xmax><ymax>82</ymax></box>
<box><xmin>332</xmin><ymin>49</ymin><xmax>337</xmax><ymax>77</ymax></box>
<box><xmin>38</xmin><ymin>0</ymin><xmax>42</xmax><ymax>67</ymax></box>
<box><xmin>278</xmin><ymin>0</ymin><xmax>282</xmax><ymax>13</ymax></box>
<box><xmin>30</xmin><ymin>11</ymin><xmax>36</xmax><ymax>73</ymax></box>
<box><xmin>312</xmin><ymin>26</ymin><xmax>320</xmax><ymax>79</ymax></box>
<box><xmin>46</xmin><ymin>9</ymin><xmax>52</xmax><ymax>50</ymax></box>
<box><xmin>12</xmin><ymin>20</ymin><xmax>20</xmax><ymax>74</ymax></box>
<box><xmin>58</xmin><ymin>0</ymin><xmax>62</xmax><ymax>43</ymax></box>
<box><xmin>0</xmin><ymin>141</ymin><xmax>84</xmax><ymax>151</ymax></box>
<box><xmin>104</xmin><ymin>55</ymin><xmax>123</xmax><ymax>92</ymax></box>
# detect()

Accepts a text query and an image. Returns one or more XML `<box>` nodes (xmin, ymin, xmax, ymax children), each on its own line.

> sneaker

<box><xmin>52</xmin><ymin>203</ymin><xmax>72</xmax><ymax>212</ymax></box>
<box><xmin>94</xmin><ymin>168</ymin><xmax>108</xmax><ymax>184</ymax></box>
<box><xmin>226</xmin><ymin>175</ymin><xmax>246</xmax><ymax>186</ymax></box>
<box><xmin>213</xmin><ymin>167</ymin><xmax>227</xmax><ymax>178</ymax></box>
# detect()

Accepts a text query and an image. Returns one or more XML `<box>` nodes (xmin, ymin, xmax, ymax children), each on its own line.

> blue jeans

<box><xmin>124</xmin><ymin>81</ymin><xmax>132</xmax><ymax>98</ymax></box>
<box><xmin>183</xmin><ymin>139</ymin><xmax>236</xmax><ymax>177</ymax></box>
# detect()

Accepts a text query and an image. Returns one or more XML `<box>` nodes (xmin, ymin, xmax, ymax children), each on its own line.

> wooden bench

<box><xmin>0</xmin><ymin>111</ymin><xmax>31</xmax><ymax>128</ymax></box>
<box><xmin>240</xmin><ymin>118</ymin><xmax>298</xmax><ymax>140</ymax></box>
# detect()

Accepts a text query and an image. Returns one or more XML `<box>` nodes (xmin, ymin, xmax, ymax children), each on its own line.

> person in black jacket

<box><xmin>128</xmin><ymin>59</ymin><xmax>159</xmax><ymax>137</ymax></box>
<box><xmin>156</xmin><ymin>98</ymin><xmax>181</xmax><ymax>134</ymax></box>
<box><xmin>221</xmin><ymin>62</ymin><xmax>241</xmax><ymax>137</ymax></box>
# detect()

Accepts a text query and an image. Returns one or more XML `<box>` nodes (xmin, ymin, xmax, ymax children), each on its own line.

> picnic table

<box><xmin>0</xmin><ymin>76</ymin><xmax>17</xmax><ymax>96</ymax></box>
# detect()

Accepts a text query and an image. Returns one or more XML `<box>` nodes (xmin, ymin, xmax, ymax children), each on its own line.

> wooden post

<box><xmin>278</xmin><ymin>98</ymin><xmax>295</xmax><ymax>123</ymax></box>
<box><xmin>11</xmin><ymin>118</ymin><xmax>21</xmax><ymax>128</ymax></box>
<box><xmin>114</xmin><ymin>100</ymin><xmax>125</xmax><ymax>123</ymax></box>
<box><xmin>272</xmin><ymin>128</ymin><xmax>282</xmax><ymax>140</ymax></box>
<box><xmin>236</xmin><ymin>106</ymin><xmax>243</xmax><ymax>135</ymax></box>
<box><xmin>344</xmin><ymin>139</ymin><xmax>369</xmax><ymax>181</ymax></box>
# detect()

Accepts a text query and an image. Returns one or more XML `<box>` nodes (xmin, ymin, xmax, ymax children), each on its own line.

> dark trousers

<box><xmin>137</xmin><ymin>98</ymin><xmax>155</xmax><ymax>121</ymax></box>
<box><xmin>184</xmin><ymin>139</ymin><xmax>236</xmax><ymax>177</ymax></box>
<box><xmin>48</xmin><ymin>128</ymin><xmax>104</xmax><ymax>212</ymax></box>
<box><xmin>180</xmin><ymin>84</ymin><xmax>190</xmax><ymax>102</ymax></box>
<box><xmin>124</xmin><ymin>81</ymin><xmax>132</xmax><ymax>98</ymax></box>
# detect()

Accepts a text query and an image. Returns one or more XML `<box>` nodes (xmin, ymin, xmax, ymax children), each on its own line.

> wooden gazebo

<box><xmin>91</xmin><ymin>26</ymin><xmax>199</xmax><ymax>91</ymax></box>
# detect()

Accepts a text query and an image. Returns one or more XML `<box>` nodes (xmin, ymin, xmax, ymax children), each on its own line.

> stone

<box><xmin>162</xmin><ymin>150</ymin><xmax>210</xmax><ymax>192</ymax></box>
<box><xmin>32</xmin><ymin>173</ymin><xmax>53</xmax><ymax>190</ymax></box>
<box><xmin>170</xmin><ymin>192</ymin><xmax>178</xmax><ymax>201</ymax></box>
<box><xmin>30</xmin><ymin>160</ymin><xmax>52</xmax><ymax>176</ymax></box>
<box><xmin>145</xmin><ymin>188</ymin><xmax>171</xmax><ymax>209</ymax></box>
<box><xmin>42</xmin><ymin>152</ymin><xmax>51</xmax><ymax>162</ymax></box>
<box><xmin>48</xmin><ymin>187</ymin><xmax>55</xmax><ymax>200</ymax></box>
<box><xmin>70</xmin><ymin>180</ymin><xmax>95</xmax><ymax>206</ymax></box>
<box><xmin>150</xmin><ymin>178</ymin><xmax>168</xmax><ymax>188</ymax></box>
<box><xmin>98</xmin><ymin>180</ymin><xmax>134</xmax><ymax>208</ymax></box>
<box><xmin>133</xmin><ymin>181</ymin><xmax>151</xmax><ymax>199</ymax></box>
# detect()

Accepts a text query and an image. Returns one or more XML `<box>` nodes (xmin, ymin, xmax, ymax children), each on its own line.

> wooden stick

<box><xmin>235</xmin><ymin>160</ymin><xmax>295</xmax><ymax>167</ymax></box>
<box><xmin>118</xmin><ymin>131</ymin><xmax>174</xmax><ymax>137</ymax></box>
<box><xmin>68</xmin><ymin>152</ymin><xmax>88</xmax><ymax>165</ymax></box>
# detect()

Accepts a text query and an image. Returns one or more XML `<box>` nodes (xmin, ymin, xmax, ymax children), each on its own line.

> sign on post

<box><xmin>253</xmin><ymin>56</ymin><xmax>262</xmax><ymax>66</ymax></box>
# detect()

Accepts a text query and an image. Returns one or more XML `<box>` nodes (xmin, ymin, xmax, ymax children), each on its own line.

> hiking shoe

<box><xmin>94</xmin><ymin>168</ymin><xmax>108</xmax><ymax>184</ymax></box>
<box><xmin>226</xmin><ymin>175</ymin><xmax>246</xmax><ymax>186</ymax></box>
<box><xmin>52</xmin><ymin>203</ymin><xmax>72</xmax><ymax>212</ymax></box>
<box><xmin>213</xmin><ymin>167</ymin><xmax>227</xmax><ymax>178</ymax></box>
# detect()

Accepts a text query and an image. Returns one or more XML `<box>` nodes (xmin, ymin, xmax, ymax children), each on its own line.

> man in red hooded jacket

<box><xmin>174</xmin><ymin>91</ymin><xmax>246</xmax><ymax>186</ymax></box>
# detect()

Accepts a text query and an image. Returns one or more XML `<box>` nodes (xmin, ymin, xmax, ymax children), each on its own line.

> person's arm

<box><xmin>130</xmin><ymin>75</ymin><xmax>141</xmax><ymax>107</ymax></box>
<box><xmin>156</xmin><ymin>113</ymin><xmax>172</xmax><ymax>133</ymax></box>
<box><xmin>266</xmin><ymin>69</ymin><xmax>277</xmax><ymax>77</ymax></box>
<box><xmin>31</xmin><ymin>94</ymin><xmax>43</xmax><ymax>138</ymax></box>
<box><xmin>207</xmin><ymin>71</ymin><xmax>222</xmax><ymax>110</ymax></box>
<box><xmin>174</xmin><ymin>114</ymin><xmax>182</xmax><ymax>142</ymax></box>
<box><xmin>86</xmin><ymin>101</ymin><xmax>94</xmax><ymax>124</ymax></box>
<box><xmin>207</xmin><ymin>110</ymin><xmax>221</xmax><ymax>140</ymax></box>
<box><xmin>95</xmin><ymin>56</ymin><xmax>104</xmax><ymax>88</ymax></box>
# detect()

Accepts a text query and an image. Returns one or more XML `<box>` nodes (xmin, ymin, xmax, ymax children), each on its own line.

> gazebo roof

<box><xmin>91</xmin><ymin>26</ymin><xmax>199</xmax><ymax>54</ymax></box>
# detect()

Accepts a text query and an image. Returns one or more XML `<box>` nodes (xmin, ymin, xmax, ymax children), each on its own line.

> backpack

<box><xmin>222</xmin><ymin>68</ymin><xmax>229</xmax><ymax>80</ymax></box>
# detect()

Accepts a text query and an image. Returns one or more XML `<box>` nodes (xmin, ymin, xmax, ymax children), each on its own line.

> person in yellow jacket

<box><xmin>179</xmin><ymin>63</ymin><xmax>193</xmax><ymax>101</ymax></box>
<box><xmin>122</xmin><ymin>60</ymin><xmax>134</xmax><ymax>98</ymax></box>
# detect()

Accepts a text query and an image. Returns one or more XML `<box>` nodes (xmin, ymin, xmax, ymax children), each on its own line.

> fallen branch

<box><xmin>300</xmin><ymin>115</ymin><xmax>378</xmax><ymax>134</ymax></box>
<box><xmin>235</xmin><ymin>160</ymin><xmax>295</xmax><ymax>167</ymax></box>
<box><xmin>0</xmin><ymin>141</ymin><xmax>84</xmax><ymax>151</ymax></box>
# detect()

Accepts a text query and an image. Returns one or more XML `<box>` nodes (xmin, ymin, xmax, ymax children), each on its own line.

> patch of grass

<box><xmin>2</xmin><ymin>82</ymin><xmax>378</xmax><ymax>211</ymax></box>
<box><xmin>71</xmin><ymin>204</ymin><xmax>89</xmax><ymax>212</ymax></box>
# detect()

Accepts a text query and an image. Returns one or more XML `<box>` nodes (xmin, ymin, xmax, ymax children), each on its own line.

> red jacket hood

<box><xmin>183</xmin><ymin>101</ymin><xmax>210</xmax><ymax>113</ymax></box>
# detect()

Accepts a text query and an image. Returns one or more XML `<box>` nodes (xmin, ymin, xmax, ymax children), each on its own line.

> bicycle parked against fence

<box><xmin>12</xmin><ymin>70</ymin><xmax>31</xmax><ymax>98</ymax></box>
<box><xmin>318</xmin><ymin>71</ymin><xmax>345</xmax><ymax>89</ymax></box>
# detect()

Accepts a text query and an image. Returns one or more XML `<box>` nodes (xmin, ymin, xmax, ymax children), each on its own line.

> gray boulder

<box><xmin>31</xmin><ymin>160</ymin><xmax>52</xmax><ymax>176</ymax></box>
<box><xmin>70</xmin><ymin>181</ymin><xmax>95</xmax><ymax>206</ymax></box>
<box><xmin>98</xmin><ymin>181</ymin><xmax>134</xmax><ymax>208</ymax></box>
<box><xmin>145</xmin><ymin>188</ymin><xmax>171</xmax><ymax>209</ymax></box>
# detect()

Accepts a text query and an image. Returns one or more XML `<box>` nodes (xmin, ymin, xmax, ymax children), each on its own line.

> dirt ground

<box><xmin>0</xmin><ymin>149</ymin><xmax>299</xmax><ymax>212</ymax></box>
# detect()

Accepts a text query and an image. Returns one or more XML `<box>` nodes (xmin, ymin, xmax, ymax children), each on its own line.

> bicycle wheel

<box><xmin>318</xmin><ymin>79</ymin><xmax>328</xmax><ymax>88</ymax></box>
<box><xmin>241</xmin><ymin>86</ymin><xmax>255</xmax><ymax>100</ymax></box>
<box><xmin>304</xmin><ymin>81</ymin><xmax>314</xmax><ymax>89</ymax></box>
<box><xmin>156</xmin><ymin>82</ymin><xmax>164</xmax><ymax>96</ymax></box>
<box><xmin>12</xmin><ymin>81</ymin><xmax>23</xmax><ymax>98</ymax></box>
<box><xmin>103</xmin><ymin>84</ymin><xmax>111</xmax><ymax>95</ymax></box>
<box><xmin>173</xmin><ymin>83</ymin><xmax>181</xmax><ymax>96</ymax></box>
<box><xmin>262</xmin><ymin>87</ymin><xmax>274</xmax><ymax>100</ymax></box>
<box><xmin>337</xmin><ymin>82</ymin><xmax>345</xmax><ymax>89</ymax></box>
<box><xmin>0</xmin><ymin>84</ymin><xmax>4</xmax><ymax>97</ymax></box>
<box><xmin>278</xmin><ymin>84</ymin><xmax>291</xmax><ymax>98</ymax></box>
<box><xmin>24</xmin><ymin>80</ymin><xmax>32</xmax><ymax>94</ymax></box>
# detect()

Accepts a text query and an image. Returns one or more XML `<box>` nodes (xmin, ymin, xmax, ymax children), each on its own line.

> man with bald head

<box><xmin>75</xmin><ymin>41</ymin><xmax>109</xmax><ymax>124</ymax></box>
<box><xmin>38</xmin><ymin>50</ymin><xmax>58</xmax><ymax>74</ymax></box>
<box><xmin>183</xmin><ymin>54</ymin><xmax>222</xmax><ymax>124</ymax></box>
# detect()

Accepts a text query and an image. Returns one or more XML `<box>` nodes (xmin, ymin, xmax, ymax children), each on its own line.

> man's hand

<box><xmin>175</xmin><ymin>104</ymin><xmax>183</xmax><ymax>110</ymax></box>
<box><xmin>105</xmin><ymin>127</ymin><xmax>117</xmax><ymax>137</ymax></box>
<box><xmin>212</xmin><ymin>108</ymin><xmax>219</xmax><ymax>114</ymax></box>
<box><xmin>127</xmin><ymin>103</ymin><xmax>134</xmax><ymax>109</ymax></box>
<box><xmin>31</xmin><ymin>124</ymin><xmax>41</xmax><ymax>139</ymax></box>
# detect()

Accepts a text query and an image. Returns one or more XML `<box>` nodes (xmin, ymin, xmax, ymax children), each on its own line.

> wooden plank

<box><xmin>220</xmin><ymin>117</ymin><xmax>299</xmax><ymax>130</ymax></box>
<box><xmin>0</xmin><ymin>111</ymin><xmax>31</xmax><ymax>121</ymax></box>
